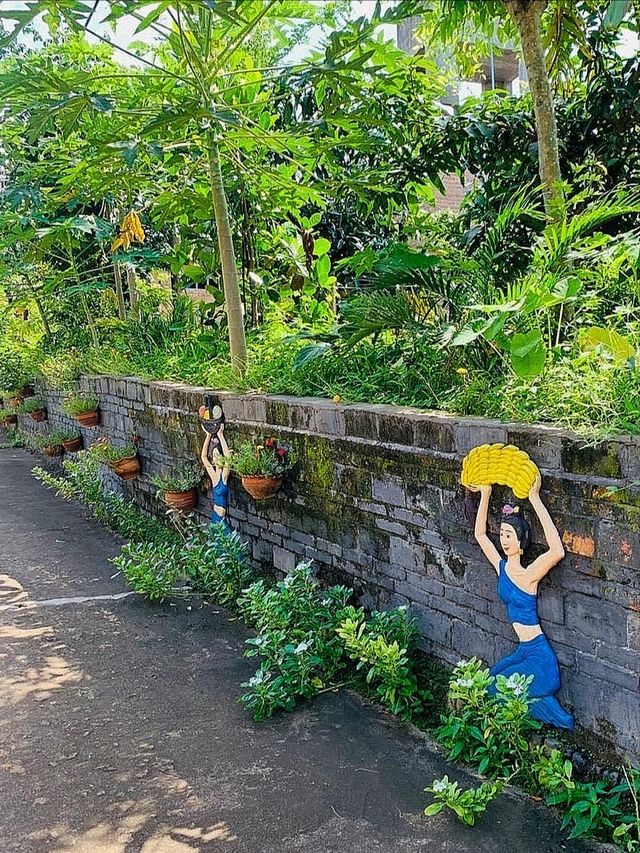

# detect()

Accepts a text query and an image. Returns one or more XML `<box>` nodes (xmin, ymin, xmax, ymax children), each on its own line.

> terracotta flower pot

<box><xmin>43</xmin><ymin>444</ymin><xmax>63</xmax><ymax>458</ymax></box>
<box><xmin>1</xmin><ymin>414</ymin><xmax>18</xmax><ymax>426</ymax></box>
<box><xmin>109</xmin><ymin>454</ymin><xmax>140</xmax><ymax>480</ymax></box>
<box><xmin>75</xmin><ymin>410</ymin><xmax>100</xmax><ymax>427</ymax></box>
<box><xmin>9</xmin><ymin>396</ymin><xmax>23</xmax><ymax>408</ymax></box>
<box><xmin>62</xmin><ymin>436</ymin><xmax>83</xmax><ymax>453</ymax></box>
<box><xmin>164</xmin><ymin>488</ymin><xmax>198</xmax><ymax>512</ymax></box>
<box><xmin>241</xmin><ymin>475</ymin><xmax>282</xmax><ymax>500</ymax></box>
<box><xmin>30</xmin><ymin>409</ymin><xmax>47</xmax><ymax>422</ymax></box>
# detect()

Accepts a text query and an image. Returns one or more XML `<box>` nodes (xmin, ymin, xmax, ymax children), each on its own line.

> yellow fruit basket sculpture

<box><xmin>460</xmin><ymin>443</ymin><xmax>539</xmax><ymax>499</ymax></box>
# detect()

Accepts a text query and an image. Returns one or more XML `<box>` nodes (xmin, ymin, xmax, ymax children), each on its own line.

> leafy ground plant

<box><xmin>424</xmin><ymin>776</ymin><xmax>505</xmax><ymax>826</ymax></box>
<box><xmin>337</xmin><ymin>605</ymin><xmax>424</xmax><ymax>718</ymax></box>
<box><xmin>238</xmin><ymin>562</ymin><xmax>353</xmax><ymax>720</ymax></box>
<box><xmin>150</xmin><ymin>465</ymin><xmax>202</xmax><ymax>493</ymax></box>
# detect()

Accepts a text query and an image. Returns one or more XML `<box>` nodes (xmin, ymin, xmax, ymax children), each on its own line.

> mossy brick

<box><xmin>372</xmin><ymin>476</ymin><xmax>406</xmax><ymax>507</ymax></box>
<box><xmin>454</xmin><ymin>420</ymin><xmax>509</xmax><ymax>456</ymax></box>
<box><xmin>595</xmin><ymin>641</ymin><xmax>640</xmax><ymax>674</ymax></box>
<box><xmin>628</xmin><ymin>611</ymin><xmax>640</xmax><ymax>650</ymax></box>
<box><xmin>335</xmin><ymin>463</ymin><xmax>371</xmax><ymax>498</ymax></box>
<box><xmin>445</xmin><ymin>585</ymin><xmax>487</xmax><ymax>613</ymax></box>
<box><xmin>265</xmin><ymin>396</ymin><xmax>292</xmax><ymax>427</ymax></box>
<box><xmin>309</xmin><ymin>399</ymin><xmax>346</xmax><ymax>436</ymax></box>
<box><xmin>344</xmin><ymin>405</ymin><xmax>379</xmax><ymax>440</ymax></box>
<box><xmin>506</xmin><ymin>424</ymin><xmax>563</xmax><ymax>469</ymax></box>
<box><xmin>409</xmin><ymin>413</ymin><xmax>455</xmax><ymax>453</ymax></box>
<box><xmin>376</xmin><ymin>411</ymin><xmax>415</xmax><ymax>447</ymax></box>
<box><xmin>575</xmin><ymin>652</ymin><xmax>639</xmax><ymax>692</ymax></box>
<box><xmin>566</xmin><ymin>592</ymin><xmax>626</xmax><ymax>643</ymax></box>
<box><xmin>242</xmin><ymin>394</ymin><xmax>267</xmax><ymax>423</ymax></box>
<box><xmin>597</xmin><ymin>521</ymin><xmax>639</xmax><ymax>566</ymax></box>
<box><xmin>452</xmin><ymin>621</ymin><xmax>496</xmax><ymax>664</ymax></box>
<box><xmin>561</xmin><ymin>439</ymin><xmax>623</xmax><ymax>479</ymax></box>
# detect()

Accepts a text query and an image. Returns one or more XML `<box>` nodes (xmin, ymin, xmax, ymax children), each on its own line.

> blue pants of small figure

<box><xmin>490</xmin><ymin>634</ymin><xmax>574</xmax><ymax>730</ymax></box>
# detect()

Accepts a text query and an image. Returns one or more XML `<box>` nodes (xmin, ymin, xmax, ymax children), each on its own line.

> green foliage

<box><xmin>17</xmin><ymin>396</ymin><xmax>46</xmax><ymax>414</ymax></box>
<box><xmin>179</xmin><ymin>521</ymin><xmax>255</xmax><ymax>609</ymax></box>
<box><xmin>0</xmin><ymin>427</ymin><xmax>24</xmax><ymax>448</ymax></box>
<box><xmin>113</xmin><ymin>539</ymin><xmax>184</xmax><ymax>603</ymax></box>
<box><xmin>230</xmin><ymin>437</ymin><xmax>297</xmax><ymax>477</ymax></box>
<box><xmin>424</xmin><ymin>776</ymin><xmax>504</xmax><ymax>826</ymax></box>
<box><xmin>62</xmin><ymin>393</ymin><xmax>99</xmax><ymax>416</ymax></box>
<box><xmin>337</xmin><ymin>605</ymin><xmax>423</xmax><ymax>718</ymax></box>
<box><xmin>238</xmin><ymin>563</ymin><xmax>353</xmax><ymax>720</ymax></box>
<box><xmin>425</xmin><ymin>659</ymin><xmax>640</xmax><ymax>847</ymax></box>
<box><xmin>150</xmin><ymin>465</ymin><xmax>202</xmax><ymax>493</ymax></box>
<box><xmin>31</xmin><ymin>430</ymin><xmax>67</xmax><ymax>450</ymax></box>
<box><xmin>90</xmin><ymin>439</ymin><xmax>137</xmax><ymax>464</ymax></box>
<box><xmin>33</xmin><ymin>452</ymin><xmax>171</xmax><ymax>543</ymax></box>
<box><xmin>436</xmin><ymin>659</ymin><xmax>540</xmax><ymax>781</ymax></box>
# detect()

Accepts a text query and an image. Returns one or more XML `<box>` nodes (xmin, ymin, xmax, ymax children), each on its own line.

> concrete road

<box><xmin>0</xmin><ymin>448</ymin><xmax>600</xmax><ymax>852</ymax></box>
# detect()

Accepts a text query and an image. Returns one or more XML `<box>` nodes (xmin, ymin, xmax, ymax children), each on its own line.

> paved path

<box><xmin>0</xmin><ymin>448</ymin><xmax>600</xmax><ymax>853</ymax></box>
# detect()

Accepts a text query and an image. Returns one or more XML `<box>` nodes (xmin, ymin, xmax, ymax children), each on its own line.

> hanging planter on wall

<box><xmin>241</xmin><ymin>475</ymin><xmax>282</xmax><ymax>500</ymax></box>
<box><xmin>20</xmin><ymin>397</ymin><xmax>48</xmax><ymax>422</ymax></box>
<box><xmin>150</xmin><ymin>466</ymin><xmax>201</xmax><ymax>513</ymax></box>
<box><xmin>91</xmin><ymin>438</ymin><xmax>141</xmax><ymax>481</ymax></box>
<box><xmin>62</xmin><ymin>393</ymin><xmax>100</xmax><ymax>427</ymax></box>
<box><xmin>61</xmin><ymin>431</ymin><xmax>83</xmax><ymax>453</ymax></box>
<box><xmin>32</xmin><ymin>432</ymin><xmax>66</xmax><ymax>457</ymax></box>
<box><xmin>231</xmin><ymin>437</ymin><xmax>296</xmax><ymax>501</ymax></box>
<box><xmin>110</xmin><ymin>454</ymin><xmax>141</xmax><ymax>480</ymax></box>
<box><xmin>0</xmin><ymin>410</ymin><xmax>18</xmax><ymax>427</ymax></box>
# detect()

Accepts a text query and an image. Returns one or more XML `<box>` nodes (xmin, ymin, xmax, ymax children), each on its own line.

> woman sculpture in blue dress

<box><xmin>470</xmin><ymin>477</ymin><xmax>574</xmax><ymax>729</ymax></box>
<box><xmin>200</xmin><ymin>422</ymin><xmax>231</xmax><ymax>532</ymax></box>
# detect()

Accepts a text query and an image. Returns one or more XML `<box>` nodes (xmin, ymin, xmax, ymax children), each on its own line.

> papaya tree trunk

<box><xmin>67</xmin><ymin>237</ymin><xmax>99</xmax><ymax>347</ymax></box>
<box><xmin>505</xmin><ymin>0</ymin><xmax>564</xmax><ymax>222</ymax></box>
<box><xmin>207</xmin><ymin>137</ymin><xmax>247</xmax><ymax>374</ymax></box>
<box><xmin>113</xmin><ymin>262</ymin><xmax>126</xmax><ymax>320</ymax></box>
<box><xmin>27</xmin><ymin>279</ymin><xmax>52</xmax><ymax>337</ymax></box>
<box><xmin>126</xmin><ymin>265</ymin><xmax>139</xmax><ymax>320</ymax></box>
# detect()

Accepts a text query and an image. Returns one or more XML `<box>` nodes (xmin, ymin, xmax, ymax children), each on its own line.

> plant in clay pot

<box><xmin>150</xmin><ymin>465</ymin><xmax>202</xmax><ymax>512</ymax></box>
<box><xmin>0</xmin><ymin>407</ymin><xmax>18</xmax><ymax>427</ymax></box>
<box><xmin>62</xmin><ymin>393</ymin><xmax>100</xmax><ymax>426</ymax></box>
<box><xmin>32</xmin><ymin>431</ymin><xmax>66</xmax><ymax>457</ymax></box>
<box><xmin>231</xmin><ymin>437</ymin><xmax>297</xmax><ymax>500</ymax></box>
<box><xmin>91</xmin><ymin>436</ymin><xmax>140</xmax><ymax>480</ymax></box>
<box><xmin>19</xmin><ymin>397</ymin><xmax>48</xmax><ymax>422</ymax></box>
<box><xmin>60</xmin><ymin>429</ymin><xmax>83</xmax><ymax>453</ymax></box>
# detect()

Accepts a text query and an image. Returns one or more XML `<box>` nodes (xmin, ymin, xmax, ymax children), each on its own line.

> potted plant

<box><xmin>91</xmin><ymin>437</ymin><xmax>140</xmax><ymax>480</ymax></box>
<box><xmin>0</xmin><ymin>408</ymin><xmax>18</xmax><ymax>427</ymax></box>
<box><xmin>63</xmin><ymin>393</ymin><xmax>100</xmax><ymax>427</ymax></box>
<box><xmin>150</xmin><ymin>465</ymin><xmax>202</xmax><ymax>512</ymax></box>
<box><xmin>19</xmin><ymin>397</ymin><xmax>48</xmax><ymax>422</ymax></box>
<box><xmin>60</xmin><ymin>429</ymin><xmax>83</xmax><ymax>453</ymax></box>
<box><xmin>231</xmin><ymin>436</ymin><xmax>297</xmax><ymax>499</ymax></box>
<box><xmin>33</xmin><ymin>431</ymin><xmax>66</xmax><ymax>457</ymax></box>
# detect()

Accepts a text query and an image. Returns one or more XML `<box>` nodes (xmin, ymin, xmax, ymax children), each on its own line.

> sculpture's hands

<box><xmin>468</xmin><ymin>483</ymin><xmax>492</xmax><ymax>496</ymax></box>
<box><xmin>528</xmin><ymin>474</ymin><xmax>542</xmax><ymax>501</ymax></box>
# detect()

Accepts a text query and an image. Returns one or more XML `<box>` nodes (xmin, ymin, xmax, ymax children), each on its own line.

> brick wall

<box><xmin>17</xmin><ymin>376</ymin><xmax>640</xmax><ymax>758</ymax></box>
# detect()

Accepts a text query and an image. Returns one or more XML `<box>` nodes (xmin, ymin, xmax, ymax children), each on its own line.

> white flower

<box><xmin>455</xmin><ymin>677</ymin><xmax>474</xmax><ymax>688</ymax></box>
<box><xmin>294</xmin><ymin>641</ymin><xmax>310</xmax><ymax>655</ymax></box>
<box><xmin>505</xmin><ymin>675</ymin><xmax>524</xmax><ymax>696</ymax></box>
<box><xmin>432</xmin><ymin>779</ymin><xmax>448</xmax><ymax>793</ymax></box>
<box><xmin>249</xmin><ymin>672</ymin><xmax>265</xmax><ymax>687</ymax></box>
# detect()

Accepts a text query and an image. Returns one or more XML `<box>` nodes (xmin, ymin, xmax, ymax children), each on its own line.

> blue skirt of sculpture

<box><xmin>210</xmin><ymin>476</ymin><xmax>231</xmax><ymax>532</ymax></box>
<box><xmin>491</xmin><ymin>560</ymin><xmax>574</xmax><ymax>730</ymax></box>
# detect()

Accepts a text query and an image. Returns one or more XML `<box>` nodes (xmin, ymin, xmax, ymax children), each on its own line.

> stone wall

<box><xmin>17</xmin><ymin>376</ymin><xmax>640</xmax><ymax>758</ymax></box>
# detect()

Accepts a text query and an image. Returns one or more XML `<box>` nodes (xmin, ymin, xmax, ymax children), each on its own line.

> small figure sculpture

<box><xmin>200</xmin><ymin>419</ymin><xmax>232</xmax><ymax>533</ymax></box>
<box><xmin>469</xmin><ymin>476</ymin><xmax>574</xmax><ymax>730</ymax></box>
